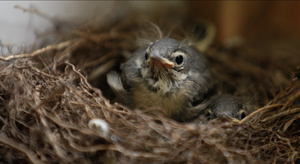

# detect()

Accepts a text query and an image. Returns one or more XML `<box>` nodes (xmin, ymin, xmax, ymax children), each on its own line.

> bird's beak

<box><xmin>147</xmin><ymin>54</ymin><xmax>174</xmax><ymax>69</ymax></box>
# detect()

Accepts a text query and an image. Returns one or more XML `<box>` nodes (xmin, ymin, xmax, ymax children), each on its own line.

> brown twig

<box><xmin>0</xmin><ymin>40</ymin><xmax>76</xmax><ymax>61</ymax></box>
<box><xmin>14</xmin><ymin>5</ymin><xmax>54</xmax><ymax>23</ymax></box>
<box><xmin>0</xmin><ymin>135</ymin><xmax>44</xmax><ymax>164</ymax></box>
<box><xmin>261</xmin><ymin>108</ymin><xmax>300</xmax><ymax>122</ymax></box>
<box><xmin>280</xmin><ymin>90</ymin><xmax>300</xmax><ymax>111</ymax></box>
<box><xmin>239</xmin><ymin>104</ymin><xmax>284</xmax><ymax>124</ymax></box>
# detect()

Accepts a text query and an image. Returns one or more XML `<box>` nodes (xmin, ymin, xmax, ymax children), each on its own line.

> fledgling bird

<box><xmin>107</xmin><ymin>38</ymin><xmax>213</xmax><ymax>122</ymax></box>
<box><xmin>202</xmin><ymin>95</ymin><xmax>248</xmax><ymax>121</ymax></box>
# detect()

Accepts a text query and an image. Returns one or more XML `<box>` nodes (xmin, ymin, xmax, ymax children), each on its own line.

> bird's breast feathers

<box><xmin>131</xmin><ymin>82</ymin><xmax>187</xmax><ymax>117</ymax></box>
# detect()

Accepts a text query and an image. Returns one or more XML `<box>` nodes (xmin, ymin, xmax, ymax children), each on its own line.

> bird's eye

<box><xmin>175</xmin><ymin>55</ymin><xmax>183</xmax><ymax>65</ymax></box>
<box><xmin>238</xmin><ymin>110</ymin><xmax>247</xmax><ymax>120</ymax></box>
<box><xmin>145</xmin><ymin>52</ymin><xmax>149</xmax><ymax>60</ymax></box>
<box><xmin>204</xmin><ymin>109</ymin><xmax>215</xmax><ymax>119</ymax></box>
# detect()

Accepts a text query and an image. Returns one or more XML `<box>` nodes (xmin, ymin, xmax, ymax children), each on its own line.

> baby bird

<box><xmin>203</xmin><ymin>95</ymin><xmax>248</xmax><ymax>121</ymax></box>
<box><xmin>107</xmin><ymin>38</ymin><xmax>213</xmax><ymax>122</ymax></box>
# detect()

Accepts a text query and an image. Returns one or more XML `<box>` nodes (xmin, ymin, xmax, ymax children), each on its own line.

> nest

<box><xmin>0</xmin><ymin>11</ymin><xmax>299</xmax><ymax>164</ymax></box>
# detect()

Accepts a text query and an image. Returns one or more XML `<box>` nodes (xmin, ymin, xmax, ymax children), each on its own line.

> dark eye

<box><xmin>204</xmin><ymin>109</ymin><xmax>215</xmax><ymax>119</ymax></box>
<box><xmin>238</xmin><ymin>110</ymin><xmax>247</xmax><ymax>120</ymax></box>
<box><xmin>145</xmin><ymin>52</ymin><xmax>149</xmax><ymax>60</ymax></box>
<box><xmin>175</xmin><ymin>55</ymin><xmax>183</xmax><ymax>65</ymax></box>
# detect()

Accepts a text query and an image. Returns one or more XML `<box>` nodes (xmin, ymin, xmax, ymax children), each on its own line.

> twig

<box><xmin>280</xmin><ymin>90</ymin><xmax>300</xmax><ymax>111</ymax></box>
<box><xmin>88</xmin><ymin>59</ymin><xmax>117</xmax><ymax>81</ymax></box>
<box><xmin>0</xmin><ymin>135</ymin><xmax>45</xmax><ymax>164</ymax></box>
<box><xmin>14</xmin><ymin>5</ymin><xmax>54</xmax><ymax>22</ymax></box>
<box><xmin>84</xmin><ymin>50</ymin><xmax>119</xmax><ymax>67</ymax></box>
<box><xmin>65</xmin><ymin>62</ymin><xmax>92</xmax><ymax>89</ymax></box>
<box><xmin>239</xmin><ymin>104</ymin><xmax>283</xmax><ymax>124</ymax></box>
<box><xmin>0</xmin><ymin>40</ymin><xmax>76</xmax><ymax>61</ymax></box>
<box><xmin>68</xmin><ymin>140</ymin><xmax>114</xmax><ymax>152</ymax></box>
<box><xmin>261</xmin><ymin>108</ymin><xmax>300</xmax><ymax>123</ymax></box>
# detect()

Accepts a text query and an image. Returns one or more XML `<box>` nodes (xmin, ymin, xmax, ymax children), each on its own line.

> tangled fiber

<box><xmin>0</xmin><ymin>10</ymin><xmax>299</xmax><ymax>164</ymax></box>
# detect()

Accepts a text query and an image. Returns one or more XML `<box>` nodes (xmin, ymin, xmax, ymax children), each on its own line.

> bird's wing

<box><xmin>184</xmin><ymin>72</ymin><xmax>215</xmax><ymax>121</ymax></box>
<box><xmin>107</xmin><ymin>71</ymin><xmax>130</xmax><ymax>104</ymax></box>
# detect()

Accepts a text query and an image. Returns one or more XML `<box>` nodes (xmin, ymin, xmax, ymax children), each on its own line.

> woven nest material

<box><xmin>0</xmin><ymin>13</ymin><xmax>299</xmax><ymax>164</ymax></box>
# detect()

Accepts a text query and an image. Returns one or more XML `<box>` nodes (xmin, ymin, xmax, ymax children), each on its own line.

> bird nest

<box><xmin>0</xmin><ymin>15</ymin><xmax>299</xmax><ymax>164</ymax></box>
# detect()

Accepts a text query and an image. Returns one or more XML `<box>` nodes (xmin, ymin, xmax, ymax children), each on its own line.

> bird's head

<box><xmin>140</xmin><ymin>38</ymin><xmax>208</xmax><ymax>88</ymax></box>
